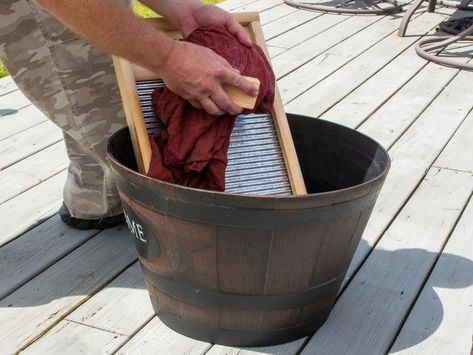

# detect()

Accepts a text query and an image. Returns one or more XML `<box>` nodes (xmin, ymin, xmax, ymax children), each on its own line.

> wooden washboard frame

<box><xmin>112</xmin><ymin>12</ymin><xmax>306</xmax><ymax>195</ymax></box>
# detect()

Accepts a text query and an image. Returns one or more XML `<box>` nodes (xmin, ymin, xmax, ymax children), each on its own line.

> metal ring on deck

<box><xmin>284</xmin><ymin>0</ymin><xmax>403</xmax><ymax>15</ymax></box>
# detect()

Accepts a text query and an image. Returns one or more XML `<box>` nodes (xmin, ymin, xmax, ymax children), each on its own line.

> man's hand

<box><xmin>139</xmin><ymin>0</ymin><xmax>259</xmax><ymax>115</ymax></box>
<box><xmin>159</xmin><ymin>40</ymin><xmax>259</xmax><ymax>116</ymax></box>
<box><xmin>141</xmin><ymin>0</ymin><xmax>252</xmax><ymax>47</ymax></box>
<box><xmin>179</xmin><ymin>3</ymin><xmax>253</xmax><ymax>47</ymax></box>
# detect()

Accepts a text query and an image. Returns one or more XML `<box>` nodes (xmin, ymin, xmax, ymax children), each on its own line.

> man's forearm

<box><xmin>35</xmin><ymin>0</ymin><xmax>174</xmax><ymax>74</ymax></box>
<box><xmin>35</xmin><ymin>0</ymin><xmax>257</xmax><ymax>115</ymax></box>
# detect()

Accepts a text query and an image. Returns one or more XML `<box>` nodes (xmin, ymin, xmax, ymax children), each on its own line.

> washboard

<box><xmin>112</xmin><ymin>12</ymin><xmax>306</xmax><ymax>195</ymax></box>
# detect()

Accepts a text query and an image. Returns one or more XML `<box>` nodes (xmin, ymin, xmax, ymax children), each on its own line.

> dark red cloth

<box><xmin>147</xmin><ymin>26</ymin><xmax>275</xmax><ymax>191</ymax></box>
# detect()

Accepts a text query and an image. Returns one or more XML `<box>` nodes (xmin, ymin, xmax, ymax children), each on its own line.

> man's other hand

<box><xmin>179</xmin><ymin>3</ymin><xmax>252</xmax><ymax>47</ymax></box>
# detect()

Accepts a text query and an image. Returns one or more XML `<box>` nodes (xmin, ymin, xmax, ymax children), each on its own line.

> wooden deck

<box><xmin>1</xmin><ymin>0</ymin><xmax>472</xmax><ymax>353</ymax></box>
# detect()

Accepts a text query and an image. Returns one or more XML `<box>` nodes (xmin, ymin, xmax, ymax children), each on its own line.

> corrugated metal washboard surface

<box><xmin>136</xmin><ymin>80</ymin><xmax>292</xmax><ymax>196</ymax></box>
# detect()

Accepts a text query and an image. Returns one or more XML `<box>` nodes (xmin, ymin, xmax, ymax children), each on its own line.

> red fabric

<box><xmin>147</xmin><ymin>26</ymin><xmax>275</xmax><ymax>191</ymax></box>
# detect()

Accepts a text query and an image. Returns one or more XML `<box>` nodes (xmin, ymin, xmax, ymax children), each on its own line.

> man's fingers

<box><xmin>222</xmin><ymin>70</ymin><xmax>259</xmax><ymax>97</ymax></box>
<box><xmin>201</xmin><ymin>97</ymin><xmax>225</xmax><ymax>116</ymax></box>
<box><xmin>215</xmin><ymin>53</ymin><xmax>234</xmax><ymax>70</ymax></box>
<box><xmin>189</xmin><ymin>100</ymin><xmax>203</xmax><ymax>109</ymax></box>
<box><xmin>211</xmin><ymin>87</ymin><xmax>243</xmax><ymax>115</ymax></box>
<box><xmin>225</xmin><ymin>16</ymin><xmax>253</xmax><ymax>47</ymax></box>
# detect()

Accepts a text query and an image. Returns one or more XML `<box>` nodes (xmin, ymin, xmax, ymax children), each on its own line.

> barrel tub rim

<box><xmin>107</xmin><ymin>114</ymin><xmax>391</xmax><ymax>209</ymax></box>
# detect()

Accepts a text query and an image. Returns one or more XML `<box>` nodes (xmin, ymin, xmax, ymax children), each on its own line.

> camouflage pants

<box><xmin>0</xmin><ymin>0</ymin><xmax>131</xmax><ymax>219</ymax></box>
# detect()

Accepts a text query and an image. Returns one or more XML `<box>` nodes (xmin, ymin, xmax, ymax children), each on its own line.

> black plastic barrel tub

<box><xmin>107</xmin><ymin>114</ymin><xmax>390</xmax><ymax>347</ymax></box>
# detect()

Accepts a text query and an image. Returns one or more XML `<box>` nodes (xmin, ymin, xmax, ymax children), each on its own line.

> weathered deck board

<box><xmin>260</xmin><ymin>3</ymin><xmax>297</xmax><ymax>24</ymax></box>
<box><xmin>114</xmin><ymin>317</ymin><xmax>211</xmax><ymax>355</ymax></box>
<box><xmin>387</xmin><ymin>107</ymin><xmax>473</xmax><ymax>354</ymax></box>
<box><xmin>272</xmin><ymin>14</ymin><xmax>380</xmax><ymax>79</ymax></box>
<box><xmin>0</xmin><ymin>215</ymin><xmax>97</xmax><ymax>299</ymax></box>
<box><xmin>351</xmin><ymin>61</ymin><xmax>462</xmax><ymax>143</ymax></box>
<box><xmin>0</xmin><ymin>227</ymin><xmax>136</xmax><ymax>354</ymax></box>
<box><xmin>323</xmin><ymin>36</ymin><xmax>470</xmax><ymax>132</ymax></box>
<box><xmin>20</xmin><ymin>320</ymin><xmax>127</xmax><ymax>355</ymax></box>
<box><xmin>0</xmin><ymin>141</ymin><xmax>68</xmax><ymax>204</ymax></box>
<box><xmin>268</xmin><ymin>45</ymin><xmax>287</xmax><ymax>57</ymax></box>
<box><xmin>277</xmin><ymin>10</ymin><xmax>424</xmax><ymax>104</ymax></box>
<box><xmin>63</xmin><ymin>262</ymin><xmax>153</xmax><ymax>336</ymax></box>
<box><xmin>262</xmin><ymin>9</ymin><xmax>320</xmax><ymax>40</ymax></box>
<box><xmin>219</xmin><ymin>0</ymin><xmax>260</xmax><ymax>10</ymax></box>
<box><xmin>0</xmin><ymin>88</ymin><xmax>31</xmax><ymax>116</ymax></box>
<box><xmin>268</xmin><ymin>12</ymin><xmax>352</xmax><ymax>51</ymax></box>
<box><xmin>0</xmin><ymin>105</ymin><xmax>48</xmax><ymax>142</ymax></box>
<box><xmin>230</xmin><ymin>0</ymin><xmax>282</xmax><ymax>15</ymax></box>
<box><xmin>389</xmin><ymin>194</ymin><xmax>473</xmax><ymax>355</ymax></box>
<box><xmin>302</xmin><ymin>168</ymin><xmax>473</xmax><ymax>354</ymax></box>
<box><xmin>345</xmin><ymin>68</ymin><xmax>473</xmax><ymax>282</ymax></box>
<box><xmin>434</xmin><ymin>109</ymin><xmax>473</xmax><ymax>173</ymax></box>
<box><xmin>284</xmin><ymin>10</ymin><xmax>450</xmax><ymax>112</ymax></box>
<box><xmin>0</xmin><ymin>170</ymin><xmax>66</xmax><ymax>246</ymax></box>
<box><xmin>0</xmin><ymin>76</ymin><xmax>16</xmax><ymax>97</ymax></box>
<box><xmin>22</xmin><ymin>263</ymin><xmax>154</xmax><ymax>353</ymax></box>
<box><xmin>0</xmin><ymin>119</ymin><xmax>63</xmax><ymax>170</ymax></box>
<box><xmin>319</xmin><ymin>46</ymin><xmax>429</xmax><ymax>128</ymax></box>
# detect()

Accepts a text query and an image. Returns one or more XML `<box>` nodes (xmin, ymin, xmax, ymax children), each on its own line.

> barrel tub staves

<box><xmin>107</xmin><ymin>114</ymin><xmax>390</xmax><ymax>346</ymax></box>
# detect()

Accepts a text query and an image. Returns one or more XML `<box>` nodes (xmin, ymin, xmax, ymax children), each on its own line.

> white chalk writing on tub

<box><xmin>124</xmin><ymin>210</ymin><xmax>147</xmax><ymax>244</ymax></box>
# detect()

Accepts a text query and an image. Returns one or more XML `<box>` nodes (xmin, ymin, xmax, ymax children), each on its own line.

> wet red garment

<box><xmin>147</xmin><ymin>26</ymin><xmax>275</xmax><ymax>191</ymax></box>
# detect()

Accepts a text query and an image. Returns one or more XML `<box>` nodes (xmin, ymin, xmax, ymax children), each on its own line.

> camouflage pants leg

<box><xmin>0</xmin><ymin>0</ymin><xmax>129</xmax><ymax>219</ymax></box>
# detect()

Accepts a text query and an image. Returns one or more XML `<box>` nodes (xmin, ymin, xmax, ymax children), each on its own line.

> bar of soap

<box><xmin>223</xmin><ymin>76</ymin><xmax>260</xmax><ymax>110</ymax></box>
